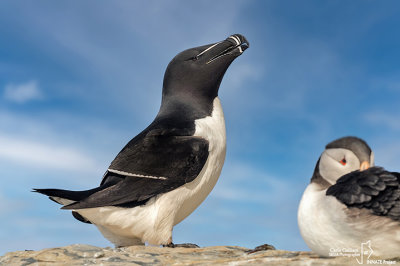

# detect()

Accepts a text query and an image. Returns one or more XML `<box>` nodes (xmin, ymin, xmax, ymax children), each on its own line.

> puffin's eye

<box><xmin>339</xmin><ymin>158</ymin><xmax>347</xmax><ymax>165</ymax></box>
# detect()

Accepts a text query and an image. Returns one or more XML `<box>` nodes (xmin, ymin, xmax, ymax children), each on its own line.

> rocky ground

<box><xmin>1</xmin><ymin>244</ymin><xmax>398</xmax><ymax>265</ymax></box>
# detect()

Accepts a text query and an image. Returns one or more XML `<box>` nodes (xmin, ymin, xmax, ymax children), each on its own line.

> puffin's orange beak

<box><xmin>360</xmin><ymin>161</ymin><xmax>370</xmax><ymax>171</ymax></box>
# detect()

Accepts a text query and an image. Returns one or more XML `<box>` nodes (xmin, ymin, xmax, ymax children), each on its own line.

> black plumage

<box><xmin>326</xmin><ymin>167</ymin><xmax>400</xmax><ymax>221</ymax></box>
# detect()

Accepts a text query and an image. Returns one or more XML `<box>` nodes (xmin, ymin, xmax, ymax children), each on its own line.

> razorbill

<box><xmin>34</xmin><ymin>34</ymin><xmax>249</xmax><ymax>247</ymax></box>
<box><xmin>298</xmin><ymin>136</ymin><xmax>400</xmax><ymax>258</ymax></box>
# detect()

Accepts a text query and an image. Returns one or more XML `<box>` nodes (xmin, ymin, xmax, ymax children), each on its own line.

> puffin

<box><xmin>298</xmin><ymin>136</ymin><xmax>400</xmax><ymax>258</ymax></box>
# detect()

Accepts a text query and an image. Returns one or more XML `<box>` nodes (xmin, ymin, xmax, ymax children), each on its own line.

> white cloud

<box><xmin>0</xmin><ymin>134</ymin><xmax>100</xmax><ymax>174</ymax></box>
<box><xmin>364</xmin><ymin>111</ymin><xmax>400</xmax><ymax>131</ymax></box>
<box><xmin>3</xmin><ymin>80</ymin><xmax>43</xmax><ymax>103</ymax></box>
<box><xmin>212</xmin><ymin>162</ymin><xmax>302</xmax><ymax>205</ymax></box>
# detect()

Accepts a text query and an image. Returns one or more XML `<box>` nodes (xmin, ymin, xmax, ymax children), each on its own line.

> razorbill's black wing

<box><xmin>326</xmin><ymin>167</ymin><xmax>400</xmax><ymax>221</ymax></box>
<box><xmin>61</xmin><ymin>130</ymin><xmax>208</xmax><ymax>209</ymax></box>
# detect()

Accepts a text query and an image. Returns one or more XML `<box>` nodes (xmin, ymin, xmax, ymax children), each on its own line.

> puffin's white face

<box><xmin>319</xmin><ymin>148</ymin><xmax>375</xmax><ymax>185</ymax></box>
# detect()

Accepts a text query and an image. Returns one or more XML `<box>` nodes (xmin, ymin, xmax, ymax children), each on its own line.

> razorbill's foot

<box><xmin>246</xmin><ymin>244</ymin><xmax>276</xmax><ymax>254</ymax></box>
<box><xmin>163</xmin><ymin>243</ymin><xmax>200</xmax><ymax>248</ymax></box>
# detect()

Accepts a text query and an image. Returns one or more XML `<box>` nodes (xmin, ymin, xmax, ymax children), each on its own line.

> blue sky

<box><xmin>1</xmin><ymin>0</ymin><xmax>400</xmax><ymax>255</ymax></box>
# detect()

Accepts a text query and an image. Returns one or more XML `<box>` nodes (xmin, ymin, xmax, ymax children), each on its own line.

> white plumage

<box><xmin>298</xmin><ymin>182</ymin><xmax>400</xmax><ymax>258</ymax></box>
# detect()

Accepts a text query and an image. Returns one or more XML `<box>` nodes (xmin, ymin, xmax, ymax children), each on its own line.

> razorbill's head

<box><xmin>161</xmin><ymin>34</ymin><xmax>249</xmax><ymax>110</ymax></box>
<box><xmin>312</xmin><ymin>136</ymin><xmax>374</xmax><ymax>187</ymax></box>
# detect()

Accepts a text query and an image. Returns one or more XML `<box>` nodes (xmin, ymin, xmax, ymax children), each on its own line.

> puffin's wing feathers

<box><xmin>62</xmin><ymin>134</ymin><xmax>209</xmax><ymax>210</ymax></box>
<box><xmin>326</xmin><ymin>167</ymin><xmax>400</xmax><ymax>221</ymax></box>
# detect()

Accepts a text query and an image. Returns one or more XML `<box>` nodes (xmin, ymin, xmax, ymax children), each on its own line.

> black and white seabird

<box><xmin>34</xmin><ymin>34</ymin><xmax>249</xmax><ymax>247</ymax></box>
<box><xmin>298</xmin><ymin>136</ymin><xmax>400</xmax><ymax>258</ymax></box>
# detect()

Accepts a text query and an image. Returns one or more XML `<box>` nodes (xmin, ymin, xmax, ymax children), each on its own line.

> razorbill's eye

<box><xmin>339</xmin><ymin>157</ymin><xmax>347</xmax><ymax>165</ymax></box>
<box><xmin>185</xmin><ymin>55</ymin><xmax>199</xmax><ymax>62</ymax></box>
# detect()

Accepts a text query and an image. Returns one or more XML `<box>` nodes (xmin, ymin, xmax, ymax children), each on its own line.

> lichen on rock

<box><xmin>1</xmin><ymin>244</ymin><xmax>395</xmax><ymax>265</ymax></box>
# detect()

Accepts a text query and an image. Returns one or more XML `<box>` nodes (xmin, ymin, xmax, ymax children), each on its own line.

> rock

<box><xmin>1</xmin><ymin>244</ymin><xmax>398</xmax><ymax>265</ymax></box>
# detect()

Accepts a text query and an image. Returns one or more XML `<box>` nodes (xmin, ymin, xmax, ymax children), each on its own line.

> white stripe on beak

<box><xmin>229</xmin><ymin>35</ymin><xmax>243</xmax><ymax>53</ymax></box>
<box><xmin>196</xmin><ymin>41</ymin><xmax>222</xmax><ymax>57</ymax></box>
<box><xmin>229</xmin><ymin>35</ymin><xmax>240</xmax><ymax>45</ymax></box>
